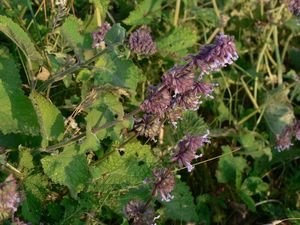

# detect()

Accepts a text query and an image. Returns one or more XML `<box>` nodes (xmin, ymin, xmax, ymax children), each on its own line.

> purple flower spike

<box><xmin>92</xmin><ymin>22</ymin><xmax>111</xmax><ymax>48</ymax></box>
<box><xmin>134</xmin><ymin>114</ymin><xmax>162</xmax><ymax>139</ymax></box>
<box><xmin>0</xmin><ymin>174</ymin><xmax>21</xmax><ymax>220</ymax></box>
<box><xmin>129</xmin><ymin>26</ymin><xmax>157</xmax><ymax>55</ymax></box>
<box><xmin>172</xmin><ymin>132</ymin><xmax>209</xmax><ymax>172</ymax></box>
<box><xmin>140</xmin><ymin>87</ymin><xmax>171</xmax><ymax>117</ymax></box>
<box><xmin>153</xmin><ymin>168</ymin><xmax>175</xmax><ymax>202</ymax></box>
<box><xmin>190</xmin><ymin>33</ymin><xmax>238</xmax><ymax>75</ymax></box>
<box><xmin>288</xmin><ymin>0</ymin><xmax>300</xmax><ymax>16</ymax></box>
<box><xmin>124</xmin><ymin>200</ymin><xmax>158</xmax><ymax>225</ymax></box>
<box><xmin>163</xmin><ymin>66</ymin><xmax>195</xmax><ymax>95</ymax></box>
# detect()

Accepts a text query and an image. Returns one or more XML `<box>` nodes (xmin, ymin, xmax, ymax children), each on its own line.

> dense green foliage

<box><xmin>0</xmin><ymin>0</ymin><xmax>300</xmax><ymax>224</ymax></box>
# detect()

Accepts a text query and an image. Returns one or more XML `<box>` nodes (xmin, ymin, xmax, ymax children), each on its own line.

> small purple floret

<box><xmin>172</xmin><ymin>131</ymin><xmax>210</xmax><ymax>172</ymax></box>
<box><xmin>0</xmin><ymin>174</ymin><xmax>21</xmax><ymax>218</ymax></box>
<box><xmin>92</xmin><ymin>22</ymin><xmax>111</xmax><ymax>48</ymax></box>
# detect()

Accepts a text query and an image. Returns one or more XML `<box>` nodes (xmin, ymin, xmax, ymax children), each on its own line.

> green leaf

<box><xmin>18</xmin><ymin>146</ymin><xmax>34</xmax><ymax>173</ymax></box>
<box><xmin>59</xmin><ymin>196</ymin><xmax>89</xmax><ymax>225</ymax></box>
<box><xmin>90</xmin><ymin>141</ymin><xmax>156</xmax><ymax>195</ymax></box>
<box><xmin>41</xmin><ymin>144</ymin><xmax>90</xmax><ymax>198</ymax></box>
<box><xmin>21</xmin><ymin>174</ymin><xmax>48</xmax><ymax>224</ymax></box>
<box><xmin>60</xmin><ymin>15</ymin><xmax>92</xmax><ymax>60</ymax></box>
<box><xmin>195</xmin><ymin>8</ymin><xmax>218</xmax><ymax>27</ymax></box>
<box><xmin>157</xmin><ymin>26</ymin><xmax>198</xmax><ymax>58</ymax></box>
<box><xmin>94</xmin><ymin>52</ymin><xmax>144</xmax><ymax>97</ymax></box>
<box><xmin>264</xmin><ymin>86</ymin><xmax>295</xmax><ymax>135</ymax></box>
<box><xmin>239</xmin><ymin>130</ymin><xmax>272</xmax><ymax>160</ymax></box>
<box><xmin>0</xmin><ymin>15</ymin><xmax>43</xmax><ymax>64</ymax></box>
<box><xmin>286</xmin><ymin>210</ymin><xmax>300</xmax><ymax>225</ymax></box>
<box><xmin>30</xmin><ymin>91</ymin><xmax>65</xmax><ymax>148</ymax></box>
<box><xmin>123</xmin><ymin>0</ymin><xmax>163</xmax><ymax>25</ymax></box>
<box><xmin>161</xmin><ymin>180</ymin><xmax>199</xmax><ymax>223</ymax></box>
<box><xmin>216</xmin><ymin>146</ymin><xmax>248</xmax><ymax>186</ymax></box>
<box><xmin>288</xmin><ymin>48</ymin><xmax>300</xmax><ymax>72</ymax></box>
<box><xmin>285</xmin><ymin>18</ymin><xmax>300</xmax><ymax>33</ymax></box>
<box><xmin>239</xmin><ymin>190</ymin><xmax>256</xmax><ymax>212</ymax></box>
<box><xmin>196</xmin><ymin>194</ymin><xmax>213</xmax><ymax>225</ymax></box>
<box><xmin>240</xmin><ymin>177</ymin><xmax>268</xmax><ymax>196</ymax></box>
<box><xmin>104</xmin><ymin>23</ymin><xmax>126</xmax><ymax>46</ymax></box>
<box><xmin>164</xmin><ymin>111</ymin><xmax>207</xmax><ymax>146</ymax></box>
<box><xmin>217</xmin><ymin>99</ymin><xmax>233</xmax><ymax>122</ymax></box>
<box><xmin>0</xmin><ymin>51</ymin><xmax>39</xmax><ymax>135</ymax></box>
<box><xmin>81</xmin><ymin>92</ymin><xmax>126</xmax><ymax>152</ymax></box>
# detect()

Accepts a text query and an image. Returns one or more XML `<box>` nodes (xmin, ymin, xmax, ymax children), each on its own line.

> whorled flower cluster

<box><xmin>92</xmin><ymin>22</ymin><xmax>111</xmax><ymax>48</ymax></box>
<box><xmin>152</xmin><ymin>168</ymin><xmax>175</xmax><ymax>202</ymax></box>
<box><xmin>276</xmin><ymin>120</ymin><xmax>300</xmax><ymax>151</ymax></box>
<box><xmin>134</xmin><ymin>114</ymin><xmax>162</xmax><ymax>140</ymax></box>
<box><xmin>172</xmin><ymin>131</ymin><xmax>210</xmax><ymax>172</ymax></box>
<box><xmin>0</xmin><ymin>174</ymin><xmax>21</xmax><ymax>221</ymax></box>
<box><xmin>124</xmin><ymin>200</ymin><xmax>158</xmax><ymax>225</ymax></box>
<box><xmin>129</xmin><ymin>26</ymin><xmax>157</xmax><ymax>55</ymax></box>
<box><xmin>288</xmin><ymin>0</ymin><xmax>300</xmax><ymax>16</ymax></box>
